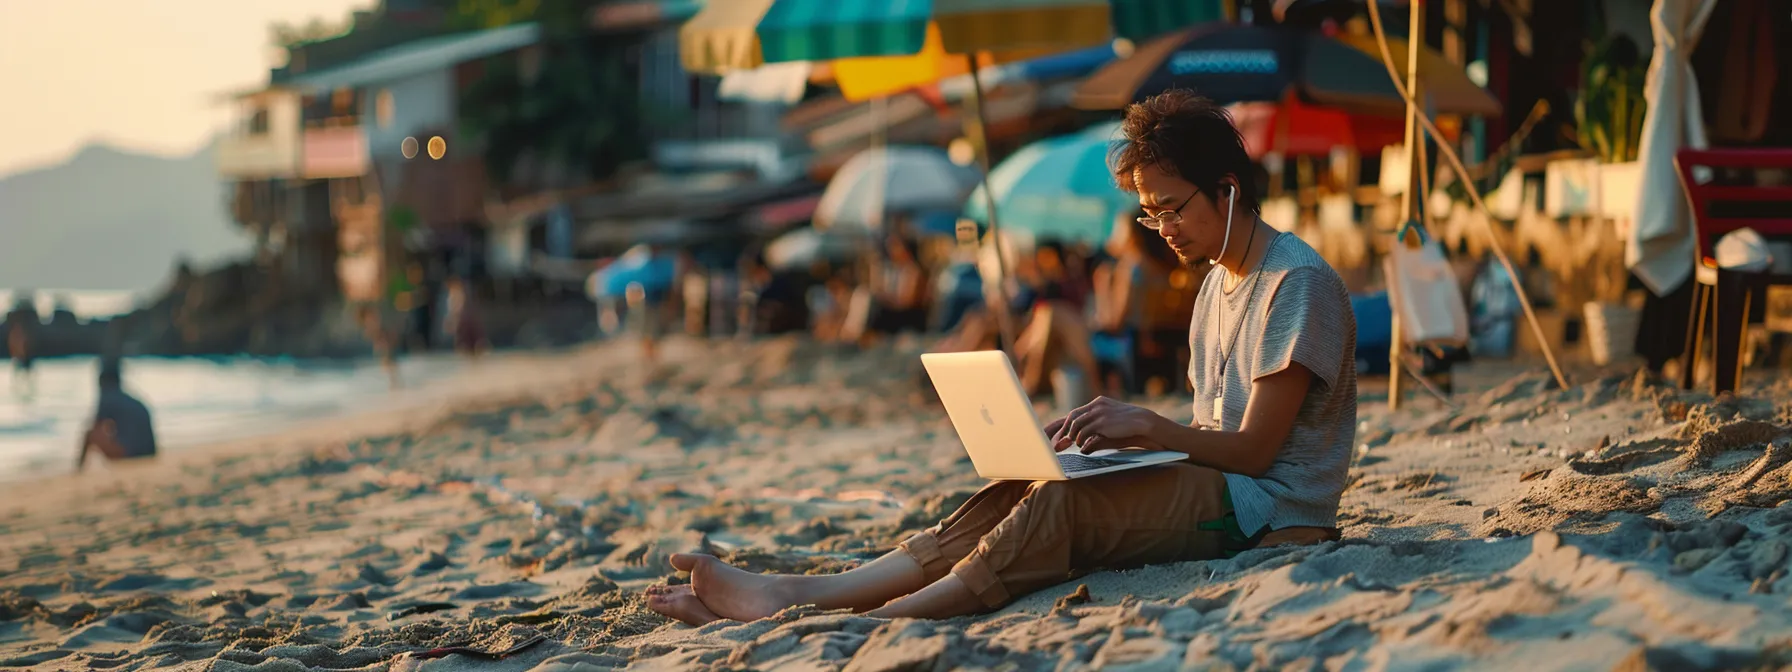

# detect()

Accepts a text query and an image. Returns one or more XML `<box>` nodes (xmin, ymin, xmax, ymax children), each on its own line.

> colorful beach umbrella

<box><xmin>1109</xmin><ymin>0</ymin><xmax>1227</xmax><ymax>42</ymax></box>
<box><xmin>961</xmin><ymin>122</ymin><xmax>1136</xmax><ymax>245</ymax></box>
<box><xmin>764</xmin><ymin>227</ymin><xmax>870</xmax><ymax>270</ymax></box>
<box><xmin>590</xmin><ymin>245</ymin><xmax>676</xmax><ymax>298</ymax></box>
<box><xmin>814</xmin><ymin>146</ymin><xmax>981</xmax><ymax>232</ymax></box>
<box><xmin>680</xmin><ymin>0</ymin><xmax>776</xmax><ymax>74</ymax></box>
<box><xmin>1227</xmin><ymin>94</ymin><xmax>1408</xmax><ymax>158</ymax></box>
<box><xmin>732</xmin><ymin>0</ymin><xmax>1227</xmax><ymax>101</ymax></box>
<box><xmin>1071</xmin><ymin>24</ymin><xmax>1500</xmax><ymax>117</ymax></box>
<box><xmin>1330</xmin><ymin>33</ymin><xmax>1502</xmax><ymax>117</ymax></box>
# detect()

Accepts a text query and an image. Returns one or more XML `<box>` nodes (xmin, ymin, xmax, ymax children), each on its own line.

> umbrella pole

<box><xmin>1367</xmin><ymin>0</ymin><xmax>1570</xmax><ymax>393</ymax></box>
<box><xmin>1388</xmin><ymin>0</ymin><xmax>1422</xmax><ymax>412</ymax></box>
<box><xmin>965</xmin><ymin>53</ymin><xmax>1018</xmax><ymax>356</ymax></box>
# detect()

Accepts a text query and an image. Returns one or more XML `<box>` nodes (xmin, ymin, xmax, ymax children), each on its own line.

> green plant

<box><xmin>1574</xmin><ymin>35</ymin><xmax>1647</xmax><ymax>163</ymax></box>
<box><xmin>455</xmin><ymin>0</ymin><xmax>650</xmax><ymax>185</ymax></box>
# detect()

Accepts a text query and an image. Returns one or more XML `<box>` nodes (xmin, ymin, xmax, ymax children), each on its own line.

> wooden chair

<box><xmin>1673</xmin><ymin>148</ymin><xmax>1792</xmax><ymax>394</ymax></box>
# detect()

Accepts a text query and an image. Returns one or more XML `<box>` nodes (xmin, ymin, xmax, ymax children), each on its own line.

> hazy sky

<box><xmin>0</xmin><ymin>0</ymin><xmax>373</xmax><ymax>178</ymax></box>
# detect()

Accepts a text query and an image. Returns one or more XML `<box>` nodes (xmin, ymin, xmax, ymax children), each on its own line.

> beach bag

<box><xmin>1383</xmin><ymin>228</ymin><xmax>1470</xmax><ymax>348</ymax></box>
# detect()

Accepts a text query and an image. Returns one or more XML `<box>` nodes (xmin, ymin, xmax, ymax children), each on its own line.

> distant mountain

<box><xmin>0</xmin><ymin>141</ymin><xmax>251</xmax><ymax>292</ymax></box>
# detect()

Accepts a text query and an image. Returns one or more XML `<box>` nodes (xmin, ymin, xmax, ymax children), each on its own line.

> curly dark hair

<box><xmin>1107</xmin><ymin>89</ymin><xmax>1260</xmax><ymax>218</ymax></box>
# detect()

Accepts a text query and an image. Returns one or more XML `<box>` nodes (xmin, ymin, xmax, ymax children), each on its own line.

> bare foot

<box><xmin>669</xmin><ymin>553</ymin><xmax>801</xmax><ymax>622</ymax></box>
<box><xmin>647</xmin><ymin>584</ymin><xmax>722</xmax><ymax>626</ymax></box>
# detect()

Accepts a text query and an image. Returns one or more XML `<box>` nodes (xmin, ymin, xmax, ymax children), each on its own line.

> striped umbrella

<box><xmin>746</xmin><ymin>0</ymin><xmax>1227</xmax><ymax>66</ymax></box>
<box><xmin>680</xmin><ymin>0</ymin><xmax>776</xmax><ymax>74</ymax></box>
<box><xmin>756</xmin><ymin>0</ymin><xmax>934</xmax><ymax>63</ymax></box>
<box><xmin>1110</xmin><ymin>0</ymin><xmax>1227</xmax><ymax>42</ymax></box>
<box><xmin>962</xmin><ymin>122</ymin><xmax>1135</xmax><ymax>245</ymax></box>
<box><xmin>681</xmin><ymin>0</ymin><xmax>1226</xmax><ymax>71</ymax></box>
<box><xmin>682</xmin><ymin>0</ymin><xmax>1225</xmax><ymax>92</ymax></box>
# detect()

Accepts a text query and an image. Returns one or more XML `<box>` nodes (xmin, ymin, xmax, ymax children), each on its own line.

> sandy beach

<box><xmin>4</xmin><ymin>336</ymin><xmax>1792</xmax><ymax>671</ymax></box>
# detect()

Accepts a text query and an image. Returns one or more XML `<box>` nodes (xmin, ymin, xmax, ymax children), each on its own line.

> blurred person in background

<box><xmin>739</xmin><ymin>249</ymin><xmax>810</xmax><ymax>336</ymax></box>
<box><xmin>1090</xmin><ymin>212</ymin><xmax>1204</xmax><ymax>396</ymax></box>
<box><xmin>443</xmin><ymin>277</ymin><xmax>487</xmax><ymax>358</ymax></box>
<box><xmin>865</xmin><ymin>235</ymin><xmax>929</xmax><ymax>343</ymax></box>
<box><xmin>1012</xmin><ymin>242</ymin><xmax>1098</xmax><ymax>398</ymax></box>
<box><xmin>77</xmin><ymin>359</ymin><xmax>157</xmax><ymax>471</ymax></box>
<box><xmin>7</xmin><ymin>311</ymin><xmax>34</xmax><ymax>396</ymax></box>
<box><xmin>1013</xmin><ymin>282</ymin><xmax>1101</xmax><ymax>400</ymax></box>
<box><xmin>357</xmin><ymin>303</ymin><xmax>402</xmax><ymax>389</ymax></box>
<box><xmin>1032</xmin><ymin>241</ymin><xmax>1092</xmax><ymax>312</ymax></box>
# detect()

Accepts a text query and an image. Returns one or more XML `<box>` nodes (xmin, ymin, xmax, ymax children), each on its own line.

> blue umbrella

<box><xmin>589</xmin><ymin>245</ymin><xmax>676</xmax><ymax>299</ymax></box>
<box><xmin>963</xmin><ymin>122</ymin><xmax>1135</xmax><ymax>245</ymax></box>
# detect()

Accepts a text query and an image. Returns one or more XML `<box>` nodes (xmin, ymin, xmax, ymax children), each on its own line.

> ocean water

<box><xmin>0</xmin><ymin>289</ymin><xmax>477</xmax><ymax>482</ymax></box>
<box><xmin>0</xmin><ymin>354</ymin><xmax>476</xmax><ymax>482</ymax></box>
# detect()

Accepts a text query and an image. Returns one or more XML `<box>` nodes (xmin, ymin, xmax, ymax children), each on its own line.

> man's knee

<box><xmin>1024</xmin><ymin>480</ymin><xmax>1078</xmax><ymax>506</ymax></box>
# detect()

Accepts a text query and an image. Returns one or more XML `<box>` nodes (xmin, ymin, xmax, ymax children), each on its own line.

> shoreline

<box><xmin>4</xmin><ymin>338</ymin><xmax>1792</xmax><ymax>670</ymax></box>
<box><xmin>0</xmin><ymin>343</ymin><xmax>607</xmax><ymax>486</ymax></box>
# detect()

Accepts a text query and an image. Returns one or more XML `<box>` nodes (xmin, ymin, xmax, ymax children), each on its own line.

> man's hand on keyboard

<box><xmin>1045</xmin><ymin>396</ymin><xmax>1173</xmax><ymax>454</ymax></box>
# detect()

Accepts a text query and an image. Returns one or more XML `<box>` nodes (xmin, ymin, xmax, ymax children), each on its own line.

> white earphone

<box><xmin>1209</xmin><ymin>184</ymin><xmax>1237</xmax><ymax>266</ymax></box>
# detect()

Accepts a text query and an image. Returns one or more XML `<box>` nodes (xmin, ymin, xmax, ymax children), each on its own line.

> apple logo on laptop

<box><xmin>979</xmin><ymin>405</ymin><xmax>995</xmax><ymax>425</ymax></box>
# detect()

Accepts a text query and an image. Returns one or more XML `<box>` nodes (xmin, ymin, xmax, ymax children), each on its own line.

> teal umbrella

<box><xmin>962</xmin><ymin>122</ymin><xmax>1135</xmax><ymax>245</ymax></box>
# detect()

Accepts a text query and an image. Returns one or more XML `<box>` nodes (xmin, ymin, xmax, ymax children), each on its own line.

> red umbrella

<box><xmin>1227</xmin><ymin>93</ymin><xmax>1407</xmax><ymax>158</ymax></box>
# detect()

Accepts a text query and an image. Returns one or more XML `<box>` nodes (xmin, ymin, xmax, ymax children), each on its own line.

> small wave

<box><xmin>0</xmin><ymin>416</ymin><xmax>56</xmax><ymax>435</ymax></box>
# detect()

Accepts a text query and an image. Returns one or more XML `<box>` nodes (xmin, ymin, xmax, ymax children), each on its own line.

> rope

<box><xmin>1365</xmin><ymin>0</ymin><xmax>1572</xmax><ymax>391</ymax></box>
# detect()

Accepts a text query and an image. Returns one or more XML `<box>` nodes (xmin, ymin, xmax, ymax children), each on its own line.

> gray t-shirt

<box><xmin>1187</xmin><ymin>232</ymin><xmax>1356</xmax><ymax>535</ymax></box>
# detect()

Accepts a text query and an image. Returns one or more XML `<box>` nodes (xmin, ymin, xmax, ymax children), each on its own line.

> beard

<box><xmin>1172</xmin><ymin>249</ymin><xmax>1207</xmax><ymax>269</ymax></box>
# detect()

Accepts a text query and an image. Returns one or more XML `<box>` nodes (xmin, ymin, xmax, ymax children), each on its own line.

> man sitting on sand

<box><xmin>77</xmin><ymin>359</ymin><xmax>158</xmax><ymax>471</ymax></box>
<box><xmin>647</xmin><ymin>90</ymin><xmax>1357</xmax><ymax>623</ymax></box>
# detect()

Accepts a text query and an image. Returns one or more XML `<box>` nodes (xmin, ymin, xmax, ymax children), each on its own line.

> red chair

<box><xmin>1674</xmin><ymin>148</ymin><xmax>1792</xmax><ymax>394</ymax></box>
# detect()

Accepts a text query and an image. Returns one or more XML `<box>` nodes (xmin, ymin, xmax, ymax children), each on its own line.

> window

<box><xmin>248</xmin><ymin>107</ymin><xmax>270</xmax><ymax>135</ymax></box>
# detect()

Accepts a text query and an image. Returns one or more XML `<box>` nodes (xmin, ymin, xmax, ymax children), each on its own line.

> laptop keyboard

<box><xmin>1057</xmin><ymin>453</ymin><xmax>1135</xmax><ymax>473</ymax></box>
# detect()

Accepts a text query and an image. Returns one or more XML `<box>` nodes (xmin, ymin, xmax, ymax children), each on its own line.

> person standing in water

<box><xmin>77</xmin><ymin>359</ymin><xmax>158</xmax><ymax>471</ymax></box>
<box><xmin>7</xmin><ymin>317</ymin><xmax>34</xmax><ymax>396</ymax></box>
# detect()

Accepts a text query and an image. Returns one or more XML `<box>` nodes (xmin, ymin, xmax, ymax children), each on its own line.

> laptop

<box><xmin>920</xmin><ymin>351</ymin><xmax>1186</xmax><ymax>481</ymax></box>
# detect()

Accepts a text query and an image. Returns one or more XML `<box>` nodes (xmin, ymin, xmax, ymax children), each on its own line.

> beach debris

<box><xmin>404</xmin><ymin>633</ymin><xmax>547</xmax><ymax>661</ymax></box>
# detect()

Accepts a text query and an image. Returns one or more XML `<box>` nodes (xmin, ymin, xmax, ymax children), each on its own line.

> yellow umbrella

<box><xmin>679</xmin><ymin>0</ymin><xmax>775</xmax><ymax>75</ymax></box>
<box><xmin>832</xmin><ymin>24</ymin><xmax>1049</xmax><ymax>102</ymax></box>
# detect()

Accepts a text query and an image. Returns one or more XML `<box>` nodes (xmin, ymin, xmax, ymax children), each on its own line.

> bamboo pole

<box><xmin>1389</xmin><ymin>0</ymin><xmax>1422</xmax><ymax>411</ymax></box>
<box><xmin>1367</xmin><ymin>0</ymin><xmax>1570</xmax><ymax>391</ymax></box>
<box><xmin>964</xmin><ymin>54</ymin><xmax>1017</xmax><ymax>356</ymax></box>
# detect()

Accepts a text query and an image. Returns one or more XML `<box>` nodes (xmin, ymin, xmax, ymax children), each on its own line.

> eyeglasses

<box><xmin>1136</xmin><ymin>192</ymin><xmax>1197</xmax><ymax>231</ymax></box>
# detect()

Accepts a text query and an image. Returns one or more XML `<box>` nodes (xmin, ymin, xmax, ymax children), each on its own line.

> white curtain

<box><xmin>1626</xmin><ymin>0</ymin><xmax>1719</xmax><ymax>296</ymax></box>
